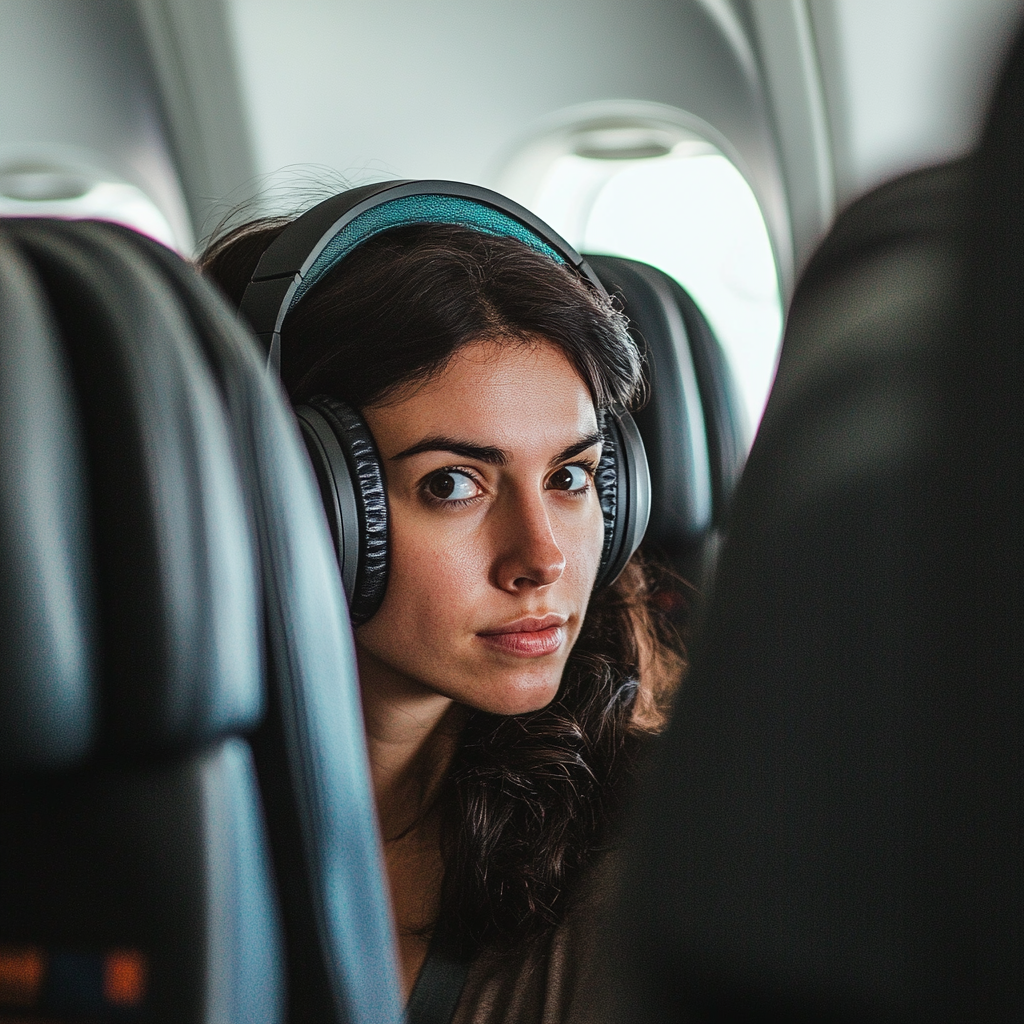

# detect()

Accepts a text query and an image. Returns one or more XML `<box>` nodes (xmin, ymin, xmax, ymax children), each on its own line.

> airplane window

<box><xmin>0</xmin><ymin>164</ymin><xmax>180</xmax><ymax>251</ymax></box>
<box><xmin>500</xmin><ymin>119</ymin><xmax>783</xmax><ymax>434</ymax></box>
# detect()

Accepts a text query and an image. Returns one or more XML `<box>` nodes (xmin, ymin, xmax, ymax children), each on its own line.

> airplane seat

<box><xmin>120</xmin><ymin>227</ymin><xmax>403</xmax><ymax>1024</ymax></box>
<box><xmin>609</xmin><ymin>22</ymin><xmax>1022</xmax><ymax>1024</ymax></box>
<box><xmin>0</xmin><ymin>218</ymin><xmax>402</xmax><ymax>1024</ymax></box>
<box><xmin>0</xmin><ymin>217</ymin><xmax>281</xmax><ymax>1023</ymax></box>
<box><xmin>586</xmin><ymin>255</ymin><xmax>748</xmax><ymax>587</ymax></box>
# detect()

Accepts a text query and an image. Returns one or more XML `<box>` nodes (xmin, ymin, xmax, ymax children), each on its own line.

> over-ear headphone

<box><xmin>238</xmin><ymin>180</ymin><xmax>650</xmax><ymax>624</ymax></box>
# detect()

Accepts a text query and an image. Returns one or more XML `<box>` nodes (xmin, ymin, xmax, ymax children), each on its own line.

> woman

<box><xmin>202</xmin><ymin>204</ymin><xmax>685</xmax><ymax>1023</ymax></box>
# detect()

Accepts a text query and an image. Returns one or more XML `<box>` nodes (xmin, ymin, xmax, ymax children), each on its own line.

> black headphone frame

<box><xmin>238</xmin><ymin>180</ymin><xmax>650</xmax><ymax>622</ymax></box>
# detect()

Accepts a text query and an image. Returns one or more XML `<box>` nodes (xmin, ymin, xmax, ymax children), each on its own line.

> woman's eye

<box><xmin>426</xmin><ymin>470</ymin><xmax>479</xmax><ymax>501</ymax></box>
<box><xmin>547</xmin><ymin>465</ymin><xmax>590</xmax><ymax>493</ymax></box>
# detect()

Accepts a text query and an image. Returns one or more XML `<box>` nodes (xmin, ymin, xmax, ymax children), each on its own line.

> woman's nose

<box><xmin>492</xmin><ymin>490</ymin><xmax>566</xmax><ymax>592</ymax></box>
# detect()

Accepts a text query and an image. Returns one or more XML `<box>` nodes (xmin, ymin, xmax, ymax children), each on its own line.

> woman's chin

<box><xmin>454</xmin><ymin>670</ymin><xmax>563</xmax><ymax>716</ymax></box>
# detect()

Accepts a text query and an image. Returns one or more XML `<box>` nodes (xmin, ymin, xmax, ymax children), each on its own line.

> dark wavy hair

<box><xmin>201</xmin><ymin>219</ymin><xmax>686</xmax><ymax>950</ymax></box>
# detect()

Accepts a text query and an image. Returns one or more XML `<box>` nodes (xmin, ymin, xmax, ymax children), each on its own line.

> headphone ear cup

<box><xmin>593</xmin><ymin>423</ymin><xmax>620</xmax><ymax>587</ymax></box>
<box><xmin>593</xmin><ymin>409</ymin><xmax>651</xmax><ymax>590</ymax></box>
<box><xmin>294</xmin><ymin>403</ymin><xmax>361</xmax><ymax>602</ymax></box>
<box><xmin>294</xmin><ymin>396</ymin><xmax>389</xmax><ymax>624</ymax></box>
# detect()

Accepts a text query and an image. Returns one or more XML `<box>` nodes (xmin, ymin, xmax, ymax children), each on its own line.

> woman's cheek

<box><xmin>557</xmin><ymin>503</ymin><xmax>604</xmax><ymax>589</ymax></box>
<box><xmin>388</xmin><ymin>511</ymin><xmax>486</xmax><ymax>621</ymax></box>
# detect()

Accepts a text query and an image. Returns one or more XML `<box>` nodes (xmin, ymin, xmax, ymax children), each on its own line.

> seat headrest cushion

<box><xmin>0</xmin><ymin>234</ymin><xmax>97</xmax><ymax>770</ymax></box>
<box><xmin>4</xmin><ymin>220</ymin><xmax>263</xmax><ymax>754</ymax></box>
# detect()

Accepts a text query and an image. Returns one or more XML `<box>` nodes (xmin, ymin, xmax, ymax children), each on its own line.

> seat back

<box><xmin>0</xmin><ymin>218</ymin><xmax>402</xmax><ymax>1024</ymax></box>
<box><xmin>0</xmin><ymin>217</ymin><xmax>281</xmax><ymax>1023</ymax></box>
<box><xmin>610</xmin><ymin>26</ymin><xmax>1023</xmax><ymax>1023</ymax></box>
<box><xmin>124</xmin><ymin>229</ymin><xmax>403</xmax><ymax>1024</ymax></box>
<box><xmin>587</xmin><ymin>255</ymin><xmax>747</xmax><ymax>583</ymax></box>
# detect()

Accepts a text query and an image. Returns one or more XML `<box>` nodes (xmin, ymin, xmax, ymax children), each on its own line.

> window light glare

<box><xmin>533</xmin><ymin>151</ymin><xmax>782</xmax><ymax>432</ymax></box>
<box><xmin>0</xmin><ymin>176</ymin><xmax>178</xmax><ymax>250</ymax></box>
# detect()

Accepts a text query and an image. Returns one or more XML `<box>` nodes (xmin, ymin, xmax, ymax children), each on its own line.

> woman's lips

<box><xmin>476</xmin><ymin>616</ymin><xmax>567</xmax><ymax>658</ymax></box>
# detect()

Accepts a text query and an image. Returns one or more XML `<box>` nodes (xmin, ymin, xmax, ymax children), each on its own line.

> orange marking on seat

<box><xmin>0</xmin><ymin>946</ymin><xmax>44</xmax><ymax>1007</ymax></box>
<box><xmin>103</xmin><ymin>949</ymin><xmax>147</xmax><ymax>1007</ymax></box>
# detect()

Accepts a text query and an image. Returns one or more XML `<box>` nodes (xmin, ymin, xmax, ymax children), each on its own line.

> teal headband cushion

<box><xmin>291</xmin><ymin>193</ymin><xmax>566</xmax><ymax>307</ymax></box>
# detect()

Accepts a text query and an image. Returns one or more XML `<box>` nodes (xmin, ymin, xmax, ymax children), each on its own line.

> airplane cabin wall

<box><xmin>3</xmin><ymin>1</ymin><xmax>1022</xmax><ymax>283</ymax></box>
<box><xmin>0</xmin><ymin>0</ymin><xmax>194</xmax><ymax>250</ymax></box>
<box><xmin>221</xmin><ymin>0</ymin><xmax>796</xmax><ymax>284</ymax></box>
<box><xmin>808</xmin><ymin>0</ymin><xmax>1024</xmax><ymax>207</ymax></box>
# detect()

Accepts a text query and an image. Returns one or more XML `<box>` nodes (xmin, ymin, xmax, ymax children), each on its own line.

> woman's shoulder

<box><xmin>451</xmin><ymin>848</ymin><xmax>623</xmax><ymax>1024</ymax></box>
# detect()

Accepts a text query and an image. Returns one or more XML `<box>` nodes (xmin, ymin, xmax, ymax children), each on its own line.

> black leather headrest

<box><xmin>587</xmin><ymin>255</ymin><xmax>747</xmax><ymax>572</ymax></box>
<box><xmin>0</xmin><ymin>219</ymin><xmax>263</xmax><ymax>765</ymax></box>
<box><xmin>0</xmin><ymin>218</ymin><xmax>400</xmax><ymax>1024</ymax></box>
<box><xmin>0</xmin><ymin>233</ymin><xmax>97</xmax><ymax>768</ymax></box>
<box><xmin>611</xmin><ymin>23</ymin><xmax>1024</xmax><ymax>1016</ymax></box>
<box><xmin>114</xmin><ymin>227</ymin><xmax>405</xmax><ymax>1023</ymax></box>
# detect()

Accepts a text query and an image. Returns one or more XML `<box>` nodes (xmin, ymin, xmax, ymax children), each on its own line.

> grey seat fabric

<box><xmin>125</xmin><ymin>229</ymin><xmax>403</xmax><ymax>1024</ymax></box>
<box><xmin>0</xmin><ymin>218</ymin><xmax>281</xmax><ymax>1023</ymax></box>
<box><xmin>0</xmin><ymin>219</ymin><xmax>402</xmax><ymax>1024</ymax></box>
<box><xmin>609</xmin><ymin>26</ymin><xmax>1022</xmax><ymax>1024</ymax></box>
<box><xmin>586</xmin><ymin>255</ymin><xmax>747</xmax><ymax>584</ymax></box>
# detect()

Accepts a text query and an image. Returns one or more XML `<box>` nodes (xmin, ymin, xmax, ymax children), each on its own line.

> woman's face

<box><xmin>356</xmin><ymin>336</ymin><xmax>606</xmax><ymax>715</ymax></box>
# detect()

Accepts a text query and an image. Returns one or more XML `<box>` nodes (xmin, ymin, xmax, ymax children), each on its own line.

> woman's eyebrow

<box><xmin>390</xmin><ymin>436</ymin><xmax>509</xmax><ymax>465</ymax></box>
<box><xmin>550</xmin><ymin>430</ymin><xmax>603</xmax><ymax>466</ymax></box>
<box><xmin>390</xmin><ymin>429</ymin><xmax>603</xmax><ymax>467</ymax></box>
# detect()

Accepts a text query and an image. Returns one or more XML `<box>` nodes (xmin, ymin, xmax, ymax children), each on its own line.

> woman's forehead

<box><xmin>367</xmin><ymin>337</ymin><xmax>599</xmax><ymax>457</ymax></box>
